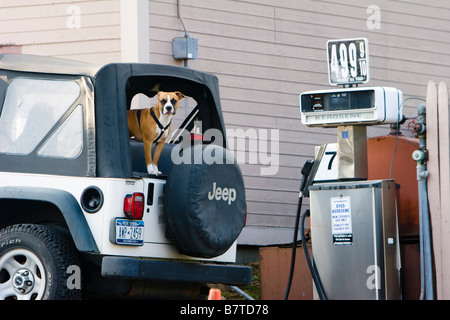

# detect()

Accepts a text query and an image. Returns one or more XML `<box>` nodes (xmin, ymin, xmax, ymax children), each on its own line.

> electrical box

<box><xmin>309</xmin><ymin>180</ymin><xmax>401</xmax><ymax>300</ymax></box>
<box><xmin>172</xmin><ymin>37</ymin><xmax>198</xmax><ymax>60</ymax></box>
<box><xmin>299</xmin><ymin>86</ymin><xmax>403</xmax><ymax>127</ymax></box>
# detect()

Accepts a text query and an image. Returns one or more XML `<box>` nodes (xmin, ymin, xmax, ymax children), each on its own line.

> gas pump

<box><xmin>294</xmin><ymin>38</ymin><xmax>403</xmax><ymax>300</ymax></box>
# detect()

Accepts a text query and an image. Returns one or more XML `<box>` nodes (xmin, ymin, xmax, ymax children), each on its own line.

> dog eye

<box><xmin>161</xmin><ymin>99</ymin><xmax>167</xmax><ymax>104</ymax></box>
<box><xmin>171</xmin><ymin>99</ymin><xmax>177</xmax><ymax>105</ymax></box>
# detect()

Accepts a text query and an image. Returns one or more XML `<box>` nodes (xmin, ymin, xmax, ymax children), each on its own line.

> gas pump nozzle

<box><xmin>300</xmin><ymin>160</ymin><xmax>315</xmax><ymax>194</ymax></box>
<box><xmin>284</xmin><ymin>158</ymin><xmax>324</xmax><ymax>300</ymax></box>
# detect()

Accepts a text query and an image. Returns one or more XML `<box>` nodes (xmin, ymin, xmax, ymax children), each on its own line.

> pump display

<box><xmin>300</xmin><ymin>86</ymin><xmax>403</xmax><ymax>127</ymax></box>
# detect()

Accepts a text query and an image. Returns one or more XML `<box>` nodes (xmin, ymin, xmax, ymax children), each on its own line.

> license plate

<box><xmin>115</xmin><ymin>219</ymin><xmax>144</xmax><ymax>246</ymax></box>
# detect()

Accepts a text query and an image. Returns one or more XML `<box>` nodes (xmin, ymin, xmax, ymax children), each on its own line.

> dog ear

<box><xmin>174</xmin><ymin>91</ymin><xmax>185</xmax><ymax>100</ymax></box>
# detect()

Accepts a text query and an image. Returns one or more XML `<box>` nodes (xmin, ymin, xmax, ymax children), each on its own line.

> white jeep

<box><xmin>0</xmin><ymin>54</ymin><xmax>250</xmax><ymax>299</ymax></box>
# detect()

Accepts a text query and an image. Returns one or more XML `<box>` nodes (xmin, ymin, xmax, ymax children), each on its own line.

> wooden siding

<box><xmin>0</xmin><ymin>0</ymin><xmax>121</xmax><ymax>64</ymax></box>
<box><xmin>148</xmin><ymin>0</ymin><xmax>450</xmax><ymax>245</ymax></box>
<box><xmin>1</xmin><ymin>0</ymin><xmax>450</xmax><ymax>245</ymax></box>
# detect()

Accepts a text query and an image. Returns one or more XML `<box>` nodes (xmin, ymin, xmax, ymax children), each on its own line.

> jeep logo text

<box><xmin>207</xmin><ymin>182</ymin><xmax>236</xmax><ymax>205</ymax></box>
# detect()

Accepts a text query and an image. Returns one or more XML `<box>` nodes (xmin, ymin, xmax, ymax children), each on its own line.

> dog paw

<box><xmin>152</xmin><ymin>164</ymin><xmax>162</xmax><ymax>176</ymax></box>
<box><xmin>147</xmin><ymin>164</ymin><xmax>162</xmax><ymax>176</ymax></box>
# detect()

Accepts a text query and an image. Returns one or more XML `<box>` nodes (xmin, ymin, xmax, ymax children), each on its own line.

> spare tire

<box><xmin>164</xmin><ymin>144</ymin><xmax>246</xmax><ymax>258</ymax></box>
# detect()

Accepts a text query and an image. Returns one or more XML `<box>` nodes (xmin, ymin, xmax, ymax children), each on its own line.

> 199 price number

<box><xmin>327</xmin><ymin>38</ymin><xmax>369</xmax><ymax>85</ymax></box>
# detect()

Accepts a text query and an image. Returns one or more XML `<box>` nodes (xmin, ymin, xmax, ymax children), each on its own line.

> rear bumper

<box><xmin>101</xmin><ymin>256</ymin><xmax>252</xmax><ymax>286</ymax></box>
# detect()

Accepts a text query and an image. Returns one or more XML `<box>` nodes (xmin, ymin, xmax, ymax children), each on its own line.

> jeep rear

<box><xmin>0</xmin><ymin>54</ymin><xmax>251</xmax><ymax>299</ymax></box>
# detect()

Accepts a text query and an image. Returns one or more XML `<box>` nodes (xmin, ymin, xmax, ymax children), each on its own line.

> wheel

<box><xmin>164</xmin><ymin>144</ymin><xmax>246</xmax><ymax>258</ymax></box>
<box><xmin>0</xmin><ymin>224</ymin><xmax>81</xmax><ymax>300</ymax></box>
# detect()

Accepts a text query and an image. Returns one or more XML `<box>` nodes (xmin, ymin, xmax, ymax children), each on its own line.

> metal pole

<box><xmin>412</xmin><ymin>103</ymin><xmax>434</xmax><ymax>300</ymax></box>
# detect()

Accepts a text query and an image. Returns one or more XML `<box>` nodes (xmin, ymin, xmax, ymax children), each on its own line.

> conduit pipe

<box><xmin>412</xmin><ymin>103</ymin><xmax>434</xmax><ymax>300</ymax></box>
<box><xmin>177</xmin><ymin>0</ymin><xmax>189</xmax><ymax>38</ymax></box>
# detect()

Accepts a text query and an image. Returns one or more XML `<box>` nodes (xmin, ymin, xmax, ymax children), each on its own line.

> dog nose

<box><xmin>165</xmin><ymin>105</ymin><xmax>174</xmax><ymax>114</ymax></box>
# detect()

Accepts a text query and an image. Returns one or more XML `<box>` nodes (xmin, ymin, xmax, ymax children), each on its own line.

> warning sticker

<box><xmin>330</xmin><ymin>196</ymin><xmax>352</xmax><ymax>245</ymax></box>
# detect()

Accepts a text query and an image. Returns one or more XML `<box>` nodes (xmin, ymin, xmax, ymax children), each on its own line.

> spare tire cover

<box><xmin>164</xmin><ymin>144</ymin><xmax>246</xmax><ymax>258</ymax></box>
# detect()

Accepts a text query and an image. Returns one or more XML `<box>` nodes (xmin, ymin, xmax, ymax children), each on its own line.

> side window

<box><xmin>37</xmin><ymin>104</ymin><xmax>83</xmax><ymax>159</ymax></box>
<box><xmin>0</xmin><ymin>78</ymin><xmax>81</xmax><ymax>156</ymax></box>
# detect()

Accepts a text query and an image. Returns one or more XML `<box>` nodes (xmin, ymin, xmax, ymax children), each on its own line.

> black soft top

<box><xmin>0</xmin><ymin>54</ymin><xmax>226</xmax><ymax>178</ymax></box>
<box><xmin>93</xmin><ymin>61</ymin><xmax>227</xmax><ymax>177</ymax></box>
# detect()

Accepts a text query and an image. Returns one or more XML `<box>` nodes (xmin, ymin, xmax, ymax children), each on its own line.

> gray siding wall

<box><xmin>148</xmin><ymin>0</ymin><xmax>450</xmax><ymax>245</ymax></box>
<box><xmin>0</xmin><ymin>0</ymin><xmax>121</xmax><ymax>62</ymax></box>
<box><xmin>1</xmin><ymin>0</ymin><xmax>450</xmax><ymax>246</ymax></box>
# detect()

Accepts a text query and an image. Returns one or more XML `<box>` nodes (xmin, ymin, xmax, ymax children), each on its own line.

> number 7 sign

<box><xmin>314</xmin><ymin>143</ymin><xmax>339</xmax><ymax>181</ymax></box>
<box><xmin>327</xmin><ymin>38</ymin><xmax>369</xmax><ymax>86</ymax></box>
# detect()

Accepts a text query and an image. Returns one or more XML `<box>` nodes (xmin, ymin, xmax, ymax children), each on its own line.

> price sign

<box><xmin>327</xmin><ymin>38</ymin><xmax>369</xmax><ymax>85</ymax></box>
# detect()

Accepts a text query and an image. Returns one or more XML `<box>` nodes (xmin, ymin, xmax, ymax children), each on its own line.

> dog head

<box><xmin>157</xmin><ymin>91</ymin><xmax>185</xmax><ymax>116</ymax></box>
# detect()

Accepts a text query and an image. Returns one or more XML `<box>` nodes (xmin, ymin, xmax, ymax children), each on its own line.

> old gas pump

<box><xmin>298</xmin><ymin>38</ymin><xmax>403</xmax><ymax>300</ymax></box>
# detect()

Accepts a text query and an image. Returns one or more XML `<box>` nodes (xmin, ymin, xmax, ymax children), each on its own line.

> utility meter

<box><xmin>299</xmin><ymin>86</ymin><xmax>403</xmax><ymax>127</ymax></box>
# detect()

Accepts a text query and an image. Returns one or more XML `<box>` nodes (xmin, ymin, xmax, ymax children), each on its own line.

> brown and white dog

<box><xmin>127</xmin><ymin>91</ymin><xmax>185</xmax><ymax>175</ymax></box>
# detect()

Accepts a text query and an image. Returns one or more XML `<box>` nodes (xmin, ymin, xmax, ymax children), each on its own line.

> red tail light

<box><xmin>124</xmin><ymin>192</ymin><xmax>145</xmax><ymax>220</ymax></box>
<box><xmin>190</xmin><ymin>133</ymin><xmax>203</xmax><ymax>141</ymax></box>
